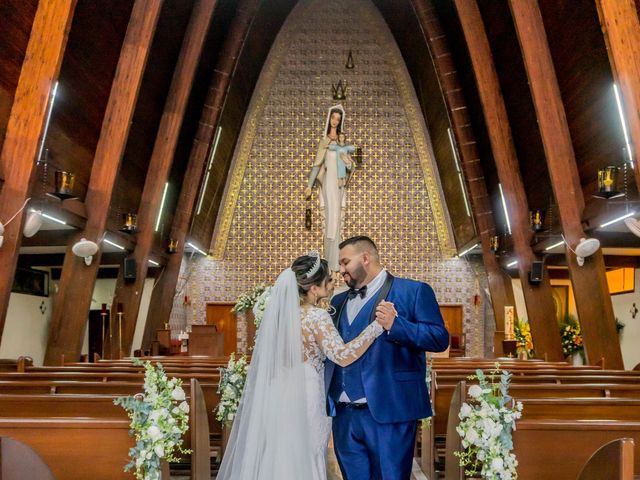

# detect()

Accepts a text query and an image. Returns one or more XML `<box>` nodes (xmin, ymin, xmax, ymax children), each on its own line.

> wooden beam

<box><xmin>44</xmin><ymin>0</ymin><xmax>163</xmax><ymax>365</ymax></box>
<box><xmin>0</xmin><ymin>0</ymin><xmax>76</xmax><ymax>341</ymax></box>
<box><xmin>412</xmin><ymin>0</ymin><xmax>515</xmax><ymax>358</ymax></box>
<box><xmin>454</xmin><ymin>0</ymin><xmax>563</xmax><ymax>361</ymax></box>
<box><xmin>595</xmin><ymin>0</ymin><xmax>640</xmax><ymax>187</ymax></box>
<box><xmin>111</xmin><ymin>0</ymin><xmax>217</xmax><ymax>358</ymax></box>
<box><xmin>143</xmin><ymin>0</ymin><xmax>261</xmax><ymax>348</ymax></box>
<box><xmin>509</xmin><ymin>0</ymin><xmax>623</xmax><ymax>368</ymax></box>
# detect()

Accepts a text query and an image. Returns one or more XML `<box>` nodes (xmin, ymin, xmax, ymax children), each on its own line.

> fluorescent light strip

<box><xmin>41</xmin><ymin>212</ymin><xmax>66</xmax><ymax>225</ymax></box>
<box><xmin>36</xmin><ymin>81</ymin><xmax>59</xmax><ymax>164</ymax></box>
<box><xmin>155</xmin><ymin>182</ymin><xmax>169</xmax><ymax>232</ymax></box>
<box><xmin>613</xmin><ymin>84</ymin><xmax>634</xmax><ymax>165</ymax></box>
<box><xmin>104</xmin><ymin>238</ymin><xmax>125</xmax><ymax>250</ymax></box>
<box><xmin>207</xmin><ymin>126</ymin><xmax>222</xmax><ymax>171</ymax></box>
<box><xmin>458</xmin><ymin>243</ymin><xmax>479</xmax><ymax>257</ymax></box>
<box><xmin>599</xmin><ymin>211</ymin><xmax>635</xmax><ymax>229</ymax></box>
<box><xmin>448</xmin><ymin>128</ymin><xmax>472</xmax><ymax>217</ymax></box>
<box><xmin>507</xmin><ymin>260</ymin><xmax>518</xmax><ymax>268</ymax></box>
<box><xmin>186</xmin><ymin>242</ymin><xmax>207</xmax><ymax>256</ymax></box>
<box><xmin>196</xmin><ymin>127</ymin><xmax>223</xmax><ymax>216</ymax></box>
<box><xmin>148</xmin><ymin>259</ymin><xmax>159</xmax><ymax>266</ymax></box>
<box><xmin>498</xmin><ymin>183</ymin><xmax>511</xmax><ymax>234</ymax></box>
<box><xmin>195</xmin><ymin>171</ymin><xmax>210</xmax><ymax>216</ymax></box>
<box><xmin>544</xmin><ymin>240</ymin><xmax>565</xmax><ymax>252</ymax></box>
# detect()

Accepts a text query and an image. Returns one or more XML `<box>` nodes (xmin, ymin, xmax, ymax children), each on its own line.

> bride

<box><xmin>217</xmin><ymin>252</ymin><xmax>384</xmax><ymax>479</ymax></box>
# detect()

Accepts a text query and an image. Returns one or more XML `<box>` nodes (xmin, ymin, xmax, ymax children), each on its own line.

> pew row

<box><xmin>443</xmin><ymin>381</ymin><xmax>640</xmax><ymax>480</ymax></box>
<box><xmin>0</xmin><ymin>378</ymin><xmax>210</xmax><ymax>480</ymax></box>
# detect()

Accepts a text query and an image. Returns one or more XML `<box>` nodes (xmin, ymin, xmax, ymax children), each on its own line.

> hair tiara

<box><xmin>304</xmin><ymin>250</ymin><xmax>321</xmax><ymax>278</ymax></box>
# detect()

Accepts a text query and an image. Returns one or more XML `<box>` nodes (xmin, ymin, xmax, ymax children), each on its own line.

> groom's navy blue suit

<box><xmin>325</xmin><ymin>272</ymin><xmax>449</xmax><ymax>480</ymax></box>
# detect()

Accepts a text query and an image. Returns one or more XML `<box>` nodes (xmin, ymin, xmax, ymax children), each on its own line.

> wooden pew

<box><xmin>577</xmin><ymin>438</ymin><xmax>634</xmax><ymax>480</ymax></box>
<box><xmin>0</xmin><ymin>376</ymin><xmax>222</xmax><ymax>443</ymax></box>
<box><xmin>513</xmin><ymin>420</ymin><xmax>640</xmax><ymax>480</ymax></box>
<box><xmin>0</xmin><ymin>356</ymin><xmax>32</xmax><ymax>372</ymax></box>
<box><xmin>0</xmin><ymin>379</ymin><xmax>209</xmax><ymax>480</ymax></box>
<box><xmin>442</xmin><ymin>381</ymin><xmax>640</xmax><ymax>480</ymax></box>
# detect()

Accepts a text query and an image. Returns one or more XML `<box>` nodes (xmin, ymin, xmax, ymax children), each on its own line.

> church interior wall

<box><xmin>0</xmin><ymin>292</ymin><xmax>52</xmax><ymax>366</ymax></box>
<box><xmin>0</xmin><ymin>277</ymin><xmax>154</xmax><ymax>365</ymax></box>
<box><xmin>611</xmin><ymin>268</ymin><xmax>640</xmax><ymax>370</ymax></box>
<box><xmin>167</xmin><ymin>0</ymin><xmax>488</xmax><ymax>357</ymax></box>
<box><xmin>513</xmin><ymin>272</ymin><xmax>638</xmax><ymax>369</ymax></box>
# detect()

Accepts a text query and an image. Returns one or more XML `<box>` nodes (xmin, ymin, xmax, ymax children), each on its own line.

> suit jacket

<box><xmin>324</xmin><ymin>273</ymin><xmax>449</xmax><ymax>423</ymax></box>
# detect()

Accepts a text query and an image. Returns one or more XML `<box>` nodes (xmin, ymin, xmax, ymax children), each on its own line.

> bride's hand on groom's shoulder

<box><xmin>375</xmin><ymin>301</ymin><xmax>397</xmax><ymax>331</ymax></box>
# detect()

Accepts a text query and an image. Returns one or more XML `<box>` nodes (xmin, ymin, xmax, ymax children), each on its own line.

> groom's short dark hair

<box><xmin>340</xmin><ymin>236</ymin><xmax>378</xmax><ymax>253</ymax></box>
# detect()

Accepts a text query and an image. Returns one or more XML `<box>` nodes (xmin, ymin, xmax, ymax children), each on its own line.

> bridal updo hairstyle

<box><xmin>291</xmin><ymin>254</ymin><xmax>330</xmax><ymax>296</ymax></box>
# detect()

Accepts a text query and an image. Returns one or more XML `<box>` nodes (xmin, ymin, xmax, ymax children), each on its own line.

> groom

<box><xmin>325</xmin><ymin>236</ymin><xmax>449</xmax><ymax>480</ymax></box>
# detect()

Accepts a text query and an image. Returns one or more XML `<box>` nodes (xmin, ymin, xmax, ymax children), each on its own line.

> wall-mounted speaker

<box><xmin>529</xmin><ymin>261</ymin><xmax>543</xmax><ymax>284</ymax></box>
<box><xmin>124</xmin><ymin>257</ymin><xmax>136</xmax><ymax>281</ymax></box>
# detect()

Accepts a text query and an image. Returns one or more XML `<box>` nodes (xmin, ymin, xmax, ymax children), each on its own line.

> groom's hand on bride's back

<box><xmin>375</xmin><ymin>301</ymin><xmax>397</xmax><ymax>331</ymax></box>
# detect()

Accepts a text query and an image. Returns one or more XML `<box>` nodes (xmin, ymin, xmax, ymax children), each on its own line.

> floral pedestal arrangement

<box><xmin>455</xmin><ymin>364</ymin><xmax>523</xmax><ymax>479</ymax></box>
<box><xmin>114</xmin><ymin>360</ymin><xmax>191</xmax><ymax>480</ymax></box>
<box><xmin>560</xmin><ymin>317</ymin><xmax>584</xmax><ymax>366</ymax></box>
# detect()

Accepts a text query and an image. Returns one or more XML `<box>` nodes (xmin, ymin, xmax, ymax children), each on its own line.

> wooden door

<box><xmin>439</xmin><ymin>304</ymin><xmax>464</xmax><ymax>356</ymax></box>
<box><xmin>206</xmin><ymin>303</ymin><xmax>236</xmax><ymax>356</ymax></box>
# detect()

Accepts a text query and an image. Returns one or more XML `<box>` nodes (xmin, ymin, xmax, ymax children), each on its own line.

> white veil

<box><xmin>216</xmin><ymin>268</ymin><xmax>313</xmax><ymax>479</ymax></box>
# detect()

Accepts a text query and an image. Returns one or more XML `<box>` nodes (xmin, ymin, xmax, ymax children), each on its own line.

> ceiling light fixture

<box><xmin>599</xmin><ymin>211</ymin><xmax>635</xmax><ymax>229</ymax></box>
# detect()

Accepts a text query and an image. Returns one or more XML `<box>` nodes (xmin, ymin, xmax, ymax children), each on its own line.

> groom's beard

<box><xmin>343</xmin><ymin>264</ymin><xmax>366</xmax><ymax>288</ymax></box>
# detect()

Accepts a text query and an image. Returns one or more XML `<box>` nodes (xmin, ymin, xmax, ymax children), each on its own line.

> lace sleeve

<box><xmin>311</xmin><ymin>309</ymin><xmax>384</xmax><ymax>367</ymax></box>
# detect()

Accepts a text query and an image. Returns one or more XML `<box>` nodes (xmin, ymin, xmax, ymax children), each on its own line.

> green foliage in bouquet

<box><xmin>216</xmin><ymin>353</ymin><xmax>249</xmax><ymax>424</ymax></box>
<box><xmin>114</xmin><ymin>360</ymin><xmax>191</xmax><ymax>480</ymax></box>
<box><xmin>455</xmin><ymin>364</ymin><xmax>523</xmax><ymax>479</ymax></box>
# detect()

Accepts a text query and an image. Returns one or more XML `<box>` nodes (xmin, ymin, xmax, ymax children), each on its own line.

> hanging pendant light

<box><xmin>593</xmin><ymin>166</ymin><xmax>623</xmax><ymax>199</ymax></box>
<box><xmin>47</xmin><ymin>171</ymin><xmax>78</xmax><ymax>200</ymax></box>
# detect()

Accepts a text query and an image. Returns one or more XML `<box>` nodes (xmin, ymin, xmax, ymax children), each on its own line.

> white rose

<box><xmin>468</xmin><ymin>385</ymin><xmax>483</xmax><ymax>399</ymax></box>
<box><xmin>465</xmin><ymin>428</ymin><xmax>478</xmax><ymax>444</ymax></box>
<box><xmin>179</xmin><ymin>401</ymin><xmax>190</xmax><ymax>413</ymax></box>
<box><xmin>491</xmin><ymin>457</ymin><xmax>504</xmax><ymax>471</ymax></box>
<box><xmin>147</xmin><ymin>425</ymin><xmax>162</xmax><ymax>442</ymax></box>
<box><xmin>149</xmin><ymin>410</ymin><xmax>161</xmax><ymax>422</ymax></box>
<box><xmin>154</xmin><ymin>444</ymin><xmax>165</xmax><ymax>458</ymax></box>
<box><xmin>172</xmin><ymin>386</ymin><xmax>186</xmax><ymax>401</ymax></box>
<box><xmin>459</xmin><ymin>403</ymin><xmax>472</xmax><ymax>418</ymax></box>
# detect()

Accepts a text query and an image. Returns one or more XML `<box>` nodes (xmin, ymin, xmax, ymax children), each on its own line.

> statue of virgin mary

<box><xmin>305</xmin><ymin>104</ymin><xmax>354</xmax><ymax>272</ymax></box>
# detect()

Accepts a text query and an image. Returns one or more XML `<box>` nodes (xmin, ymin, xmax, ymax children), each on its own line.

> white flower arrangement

<box><xmin>114</xmin><ymin>360</ymin><xmax>191</xmax><ymax>480</ymax></box>
<box><xmin>216</xmin><ymin>353</ymin><xmax>249</xmax><ymax>424</ymax></box>
<box><xmin>231</xmin><ymin>283</ymin><xmax>270</xmax><ymax>314</ymax></box>
<box><xmin>251</xmin><ymin>285</ymin><xmax>272</xmax><ymax>328</ymax></box>
<box><xmin>455</xmin><ymin>364</ymin><xmax>523</xmax><ymax>479</ymax></box>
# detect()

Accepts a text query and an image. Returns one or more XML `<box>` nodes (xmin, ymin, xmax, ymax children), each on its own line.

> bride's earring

<box><xmin>313</xmin><ymin>292</ymin><xmax>318</xmax><ymax>305</ymax></box>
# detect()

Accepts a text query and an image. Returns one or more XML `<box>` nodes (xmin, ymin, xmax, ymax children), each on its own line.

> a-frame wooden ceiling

<box><xmin>1</xmin><ymin>0</ymin><xmax>639</xmax><ymax>340</ymax></box>
<box><xmin>3</xmin><ymin>0</ymin><xmax>637</xmax><ymax>269</ymax></box>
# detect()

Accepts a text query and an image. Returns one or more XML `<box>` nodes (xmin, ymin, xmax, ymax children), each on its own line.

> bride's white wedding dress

<box><xmin>217</xmin><ymin>269</ymin><xmax>382</xmax><ymax>480</ymax></box>
<box><xmin>301</xmin><ymin>306</ymin><xmax>384</xmax><ymax>479</ymax></box>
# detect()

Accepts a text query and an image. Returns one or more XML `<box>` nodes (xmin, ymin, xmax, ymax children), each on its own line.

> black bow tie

<box><xmin>347</xmin><ymin>285</ymin><xmax>367</xmax><ymax>300</ymax></box>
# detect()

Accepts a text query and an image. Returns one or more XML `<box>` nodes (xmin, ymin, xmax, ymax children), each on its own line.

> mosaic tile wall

<box><xmin>170</xmin><ymin>0</ymin><xmax>488</xmax><ymax>356</ymax></box>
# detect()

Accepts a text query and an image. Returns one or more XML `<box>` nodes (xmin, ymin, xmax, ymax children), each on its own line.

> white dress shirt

<box><xmin>346</xmin><ymin>269</ymin><xmax>387</xmax><ymax>324</ymax></box>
